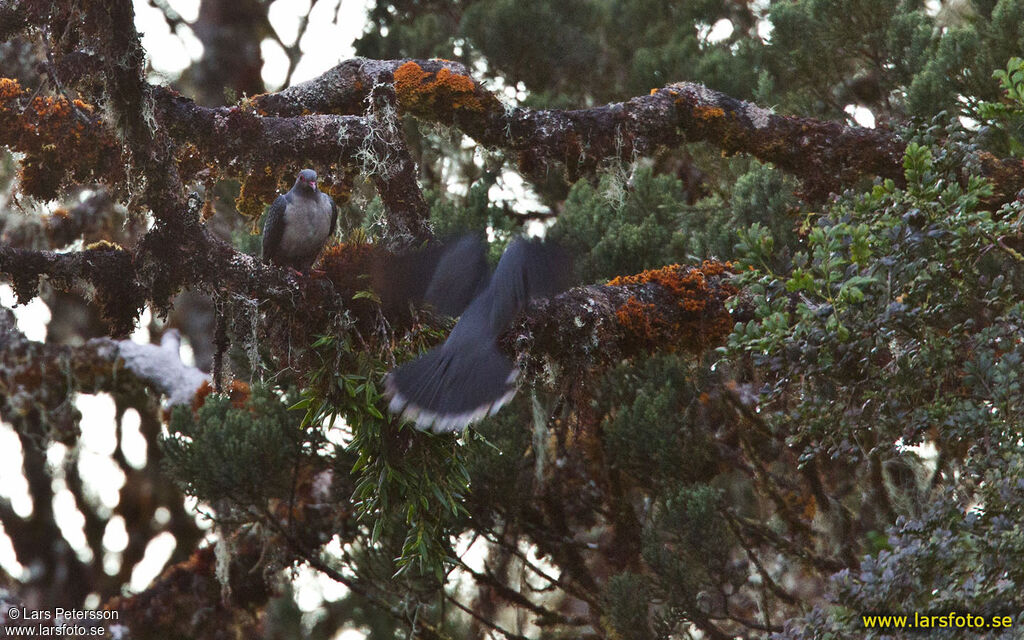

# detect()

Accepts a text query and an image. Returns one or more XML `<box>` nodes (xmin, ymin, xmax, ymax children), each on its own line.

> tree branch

<box><xmin>4</xmin><ymin>11</ymin><xmax>1024</xmax><ymax>207</ymax></box>
<box><xmin>0</xmin><ymin>307</ymin><xmax>208</xmax><ymax>422</ymax></box>
<box><xmin>511</xmin><ymin>261</ymin><xmax>737</xmax><ymax>377</ymax></box>
<box><xmin>0</xmin><ymin>244</ymin><xmax>144</xmax><ymax>335</ymax></box>
<box><xmin>251</xmin><ymin>58</ymin><xmax>1024</xmax><ymax>205</ymax></box>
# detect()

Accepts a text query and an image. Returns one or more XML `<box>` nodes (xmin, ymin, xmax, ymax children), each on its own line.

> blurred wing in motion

<box><xmin>385</xmin><ymin>236</ymin><xmax>571</xmax><ymax>433</ymax></box>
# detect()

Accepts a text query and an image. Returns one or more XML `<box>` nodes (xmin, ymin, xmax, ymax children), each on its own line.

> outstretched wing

<box><xmin>485</xmin><ymin>236</ymin><xmax>572</xmax><ymax>333</ymax></box>
<box><xmin>372</xmin><ymin>233</ymin><xmax>490</xmax><ymax>319</ymax></box>
<box><xmin>384</xmin><ymin>235</ymin><xmax>573</xmax><ymax>432</ymax></box>
<box><xmin>261</xmin><ymin>194</ymin><xmax>290</xmax><ymax>263</ymax></box>
<box><xmin>423</xmin><ymin>233</ymin><xmax>489</xmax><ymax>316</ymax></box>
<box><xmin>385</xmin><ymin>339</ymin><xmax>517</xmax><ymax>433</ymax></box>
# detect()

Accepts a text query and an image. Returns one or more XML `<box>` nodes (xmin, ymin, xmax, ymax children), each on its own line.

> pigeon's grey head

<box><xmin>295</xmin><ymin>169</ymin><xmax>318</xmax><ymax>193</ymax></box>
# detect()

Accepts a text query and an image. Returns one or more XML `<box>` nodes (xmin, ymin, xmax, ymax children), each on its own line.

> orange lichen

<box><xmin>189</xmin><ymin>379</ymin><xmax>252</xmax><ymax>413</ymax></box>
<box><xmin>694</xmin><ymin>105</ymin><xmax>725</xmax><ymax>119</ymax></box>
<box><xmin>609</xmin><ymin>261</ymin><xmax>737</xmax><ymax>353</ymax></box>
<box><xmin>190</xmin><ymin>380</ymin><xmax>216</xmax><ymax>413</ymax></box>
<box><xmin>0</xmin><ymin>78</ymin><xmax>21</xmax><ymax>101</ymax></box>
<box><xmin>394</xmin><ymin>62</ymin><xmax>432</xmax><ymax>101</ymax></box>
<box><xmin>0</xmin><ymin>78</ymin><xmax>124</xmax><ymax>200</ymax></box>
<box><xmin>393</xmin><ymin>61</ymin><xmax>485</xmax><ymax>114</ymax></box>
<box><xmin>227</xmin><ymin>379</ymin><xmax>251</xmax><ymax>409</ymax></box>
<box><xmin>615</xmin><ymin>296</ymin><xmax>666</xmax><ymax>337</ymax></box>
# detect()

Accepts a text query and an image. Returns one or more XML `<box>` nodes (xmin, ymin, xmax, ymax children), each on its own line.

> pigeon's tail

<box><xmin>385</xmin><ymin>341</ymin><xmax>518</xmax><ymax>433</ymax></box>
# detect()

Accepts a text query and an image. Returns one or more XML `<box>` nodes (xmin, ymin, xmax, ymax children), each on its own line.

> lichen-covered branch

<box><xmin>510</xmin><ymin>261</ymin><xmax>737</xmax><ymax>377</ymax></box>
<box><xmin>0</xmin><ymin>308</ymin><xmax>208</xmax><ymax>420</ymax></box>
<box><xmin>0</xmin><ymin>78</ymin><xmax>125</xmax><ymax>201</ymax></box>
<box><xmin>0</xmin><ymin>245</ymin><xmax>737</xmax><ymax>420</ymax></box>
<box><xmin>5</xmin><ymin>0</ymin><xmax>1024</xmax><ymax>210</ymax></box>
<box><xmin>154</xmin><ymin>88</ymin><xmax>369</xmax><ymax>173</ymax></box>
<box><xmin>0</xmin><ymin>223</ymin><xmax>306</xmax><ymax>335</ymax></box>
<box><xmin>0</xmin><ymin>244</ymin><xmax>144</xmax><ymax>335</ymax></box>
<box><xmin>253</xmin><ymin>58</ymin><xmax>1024</xmax><ymax>205</ymax></box>
<box><xmin>5</xmin><ymin>48</ymin><xmax>1018</xmax><ymax>289</ymax></box>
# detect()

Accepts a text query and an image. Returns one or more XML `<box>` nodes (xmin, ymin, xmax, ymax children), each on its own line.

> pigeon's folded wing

<box><xmin>261</xmin><ymin>194</ymin><xmax>290</xmax><ymax>263</ymax></box>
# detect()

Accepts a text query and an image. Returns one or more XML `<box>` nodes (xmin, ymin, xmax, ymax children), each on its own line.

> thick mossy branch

<box><xmin>247</xmin><ymin>58</ymin><xmax>467</xmax><ymax>116</ymax></box>
<box><xmin>664</xmin><ymin>83</ymin><xmax>906</xmax><ymax>202</ymax></box>
<box><xmin>252</xmin><ymin>58</ymin><xmax>1024</xmax><ymax>206</ymax></box>
<box><xmin>0</xmin><ymin>218</ymin><xmax>307</xmax><ymax>330</ymax></box>
<box><xmin>249</xmin><ymin>248</ymin><xmax>738</xmax><ymax>398</ymax></box>
<box><xmin>0</xmin><ymin>244</ymin><xmax>144</xmax><ymax>334</ymax></box>
<box><xmin>0</xmin><ymin>78</ymin><xmax>125</xmax><ymax>200</ymax></box>
<box><xmin>0</xmin><ymin>308</ymin><xmax>133</xmax><ymax>438</ymax></box>
<box><xmin>155</xmin><ymin>89</ymin><xmax>369</xmax><ymax>171</ymax></box>
<box><xmin>507</xmin><ymin>261</ymin><xmax>736</xmax><ymax>378</ymax></box>
<box><xmin>0</xmin><ymin>308</ymin><xmax>206</xmax><ymax>436</ymax></box>
<box><xmin>5</xmin><ymin>30</ymin><xmax>1024</xmax><ymax>209</ymax></box>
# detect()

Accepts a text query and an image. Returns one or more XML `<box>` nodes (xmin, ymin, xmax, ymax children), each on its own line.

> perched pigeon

<box><xmin>385</xmin><ymin>235</ymin><xmax>570</xmax><ymax>433</ymax></box>
<box><xmin>262</xmin><ymin>169</ymin><xmax>338</xmax><ymax>273</ymax></box>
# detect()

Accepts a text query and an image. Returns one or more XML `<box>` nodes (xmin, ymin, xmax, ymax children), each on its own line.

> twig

<box><xmin>455</xmin><ymin>557</ymin><xmax>589</xmax><ymax>627</ymax></box>
<box><xmin>472</xmin><ymin>522</ymin><xmax>601</xmax><ymax>609</ymax></box>
<box><xmin>443</xmin><ymin>593</ymin><xmax>534</xmax><ymax>640</ymax></box>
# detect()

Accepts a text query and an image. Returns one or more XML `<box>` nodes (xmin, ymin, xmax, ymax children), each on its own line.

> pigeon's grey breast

<box><xmin>279</xmin><ymin>191</ymin><xmax>334</xmax><ymax>258</ymax></box>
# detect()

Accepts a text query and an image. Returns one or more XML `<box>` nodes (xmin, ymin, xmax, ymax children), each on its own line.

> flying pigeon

<box><xmin>372</xmin><ymin>232</ymin><xmax>491</xmax><ymax>321</ymax></box>
<box><xmin>384</xmin><ymin>235</ymin><xmax>570</xmax><ymax>433</ymax></box>
<box><xmin>262</xmin><ymin>169</ymin><xmax>338</xmax><ymax>273</ymax></box>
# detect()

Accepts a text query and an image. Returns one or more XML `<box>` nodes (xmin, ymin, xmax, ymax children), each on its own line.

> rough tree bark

<box><xmin>3</xmin><ymin>2</ymin><xmax>1023</xmax><ymax>638</ymax></box>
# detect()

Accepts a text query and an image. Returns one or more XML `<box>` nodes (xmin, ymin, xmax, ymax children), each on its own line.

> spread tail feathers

<box><xmin>385</xmin><ymin>341</ymin><xmax>518</xmax><ymax>433</ymax></box>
